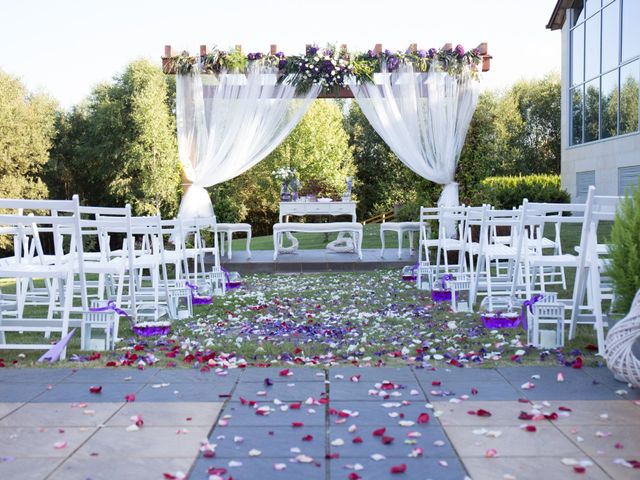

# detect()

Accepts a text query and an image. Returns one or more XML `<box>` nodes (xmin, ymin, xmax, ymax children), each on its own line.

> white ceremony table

<box><xmin>279</xmin><ymin>200</ymin><xmax>357</xmax><ymax>223</ymax></box>
<box><xmin>277</xmin><ymin>200</ymin><xmax>358</xmax><ymax>254</ymax></box>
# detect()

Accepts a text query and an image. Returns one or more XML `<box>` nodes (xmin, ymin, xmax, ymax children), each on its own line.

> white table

<box><xmin>279</xmin><ymin>201</ymin><xmax>357</xmax><ymax>223</ymax></box>
<box><xmin>277</xmin><ymin>201</ymin><xmax>358</xmax><ymax>254</ymax></box>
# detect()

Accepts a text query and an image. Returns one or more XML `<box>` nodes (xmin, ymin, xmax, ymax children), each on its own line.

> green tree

<box><xmin>210</xmin><ymin>100</ymin><xmax>355</xmax><ymax>234</ymax></box>
<box><xmin>0</xmin><ymin>70</ymin><xmax>56</xmax><ymax>201</ymax></box>
<box><xmin>46</xmin><ymin>60</ymin><xmax>181</xmax><ymax>216</ymax></box>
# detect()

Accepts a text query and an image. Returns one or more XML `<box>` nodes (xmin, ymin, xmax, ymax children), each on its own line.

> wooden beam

<box><xmin>374</xmin><ymin>44</ymin><xmax>382</xmax><ymax>54</ymax></box>
<box><xmin>442</xmin><ymin>43</ymin><xmax>452</xmax><ymax>51</ymax></box>
<box><xmin>200</xmin><ymin>45</ymin><xmax>208</xmax><ymax>57</ymax></box>
<box><xmin>477</xmin><ymin>42</ymin><xmax>492</xmax><ymax>72</ymax></box>
<box><xmin>270</xmin><ymin>44</ymin><xmax>277</xmax><ymax>55</ymax></box>
<box><xmin>408</xmin><ymin>43</ymin><xmax>417</xmax><ymax>53</ymax></box>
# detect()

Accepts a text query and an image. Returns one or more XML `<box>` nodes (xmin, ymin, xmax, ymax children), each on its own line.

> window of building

<box><xmin>570</xmin><ymin>0</ymin><xmax>640</xmax><ymax>146</ymax></box>
<box><xmin>618</xmin><ymin>165</ymin><xmax>640</xmax><ymax>194</ymax></box>
<box><xmin>576</xmin><ymin>170</ymin><xmax>596</xmax><ymax>201</ymax></box>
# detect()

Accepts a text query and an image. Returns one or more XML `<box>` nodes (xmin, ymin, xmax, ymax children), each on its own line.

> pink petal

<box><xmin>417</xmin><ymin>413</ymin><xmax>430</xmax><ymax>424</ymax></box>
<box><xmin>53</xmin><ymin>441</ymin><xmax>67</xmax><ymax>449</ymax></box>
<box><xmin>485</xmin><ymin>448</ymin><xmax>498</xmax><ymax>458</ymax></box>
<box><xmin>124</xmin><ymin>394</ymin><xmax>136</xmax><ymax>402</ymax></box>
<box><xmin>390</xmin><ymin>463</ymin><xmax>407</xmax><ymax>474</ymax></box>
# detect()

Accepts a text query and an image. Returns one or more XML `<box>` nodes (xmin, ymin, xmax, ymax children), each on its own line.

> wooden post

<box><xmin>162</xmin><ymin>45</ymin><xmax>174</xmax><ymax>74</ymax></box>
<box><xmin>409</xmin><ymin>43</ymin><xmax>417</xmax><ymax>53</ymax></box>
<box><xmin>374</xmin><ymin>43</ymin><xmax>382</xmax><ymax>54</ymax></box>
<box><xmin>442</xmin><ymin>43</ymin><xmax>452</xmax><ymax>51</ymax></box>
<box><xmin>164</xmin><ymin>45</ymin><xmax>173</xmax><ymax>57</ymax></box>
<box><xmin>199</xmin><ymin>45</ymin><xmax>208</xmax><ymax>57</ymax></box>
<box><xmin>270</xmin><ymin>44</ymin><xmax>277</xmax><ymax>55</ymax></box>
<box><xmin>235</xmin><ymin>44</ymin><xmax>242</xmax><ymax>53</ymax></box>
<box><xmin>477</xmin><ymin>42</ymin><xmax>492</xmax><ymax>72</ymax></box>
<box><xmin>340</xmin><ymin>43</ymin><xmax>347</xmax><ymax>52</ymax></box>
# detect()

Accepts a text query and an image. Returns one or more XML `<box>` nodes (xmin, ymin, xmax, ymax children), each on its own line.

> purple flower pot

<box><xmin>431</xmin><ymin>289</ymin><xmax>459</xmax><ymax>302</ymax></box>
<box><xmin>480</xmin><ymin>313</ymin><xmax>522</xmax><ymax>329</ymax></box>
<box><xmin>133</xmin><ymin>324</ymin><xmax>171</xmax><ymax>337</ymax></box>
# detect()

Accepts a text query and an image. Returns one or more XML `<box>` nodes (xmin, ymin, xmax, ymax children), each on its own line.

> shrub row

<box><xmin>478</xmin><ymin>174</ymin><xmax>570</xmax><ymax>209</ymax></box>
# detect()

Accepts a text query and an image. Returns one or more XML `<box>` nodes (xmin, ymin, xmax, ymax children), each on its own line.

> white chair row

<box><xmin>0</xmin><ymin>197</ymin><xmax>223</xmax><ymax>357</ymax></box>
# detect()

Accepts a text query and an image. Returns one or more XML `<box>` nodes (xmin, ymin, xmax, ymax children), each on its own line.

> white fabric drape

<box><xmin>349</xmin><ymin>64</ymin><xmax>479</xmax><ymax>210</ymax></box>
<box><xmin>176</xmin><ymin>65</ymin><xmax>320</xmax><ymax>217</ymax></box>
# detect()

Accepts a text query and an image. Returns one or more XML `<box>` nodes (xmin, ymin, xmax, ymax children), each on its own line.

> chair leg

<box><xmin>409</xmin><ymin>231</ymin><xmax>414</xmax><ymax>256</ymax></box>
<box><xmin>246</xmin><ymin>231</ymin><xmax>252</xmax><ymax>259</ymax></box>
<box><xmin>227</xmin><ymin>232</ymin><xmax>233</xmax><ymax>260</ymax></box>
<box><xmin>379</xmin><ymin>228</ymin><xmax>385</xmax><ymax>258</ymax></box>
<box><xmin>397</xmin><ymin>230</ymin><xmax>402</xmax><ymax>259</ymax></box>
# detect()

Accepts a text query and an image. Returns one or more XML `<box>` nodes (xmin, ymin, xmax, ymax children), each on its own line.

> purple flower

<box><xmin>323</xmin><ymin>49</ymin><xmax>333</xmax><ymax>56</ymax></box>
<box><xmin>417</xmin><ymin>49</ymin><xmax>427</xmax><ymax>58</ymax></box>
<box><xmin>247</xmin><ymin>53</ymin><xmax>255</xmax><ymax>61</ymax></box>
<box><xmin>473</xmin><ymin>47</ymin><xmax>480</xmax><ymax>56</ymax></box>
<box><xmin>254</xmin><ymin>52</ymin><xmax>263</xmax><ymax>60</ymax></box>
<box><xmin>428</xmin><ymin>48</ymin><xmax>437</xmax><ymax>58</ymax></box>
<box><xmin>384</xmin><ymin>49</ymin><xmax>392</xmax><ymax>56</ymax></box>
<box><xmin>321</xmin><ymin>60</ymin><xmax>333</xmax><ymax>73</ymax></box>
<box><xmin>387</xmin><ymin>55</ymin><xmax>399</xmax><ymax>71</ymax></box>
<box><xmin>275</xmin><ymin>51</ymin><xmax>285</xmax><ymax>58</ymax></box>
<box><xmin>367</xmin><ymin>49</ymin><xmax>376</xmax><ymax>58</ymax></box>
<box><xmin>455</xmin><ymin>44</ymin><xmax>465</xmax><ymax>57</ymax></box>
<box><xmin>278</xmin><ymin>59</ymin><xmax>287</xmax><ymax>70</ymax></box>
<box><xmin>307</xmin><ymin>46</ymin><xmax>319</xmax><ymax>56</ymax></box>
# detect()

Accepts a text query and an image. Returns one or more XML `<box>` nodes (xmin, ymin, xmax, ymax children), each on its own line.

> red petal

<box><xmin>352</xmin><ymin>436</ymin><xmax>363</xmax><ymax>444</ymax></box>
<box><xmin>292</xmin><ymin>422</ymin><xmax>304</xmax><ymax>428</ymax></box>
<box><xmin>559</xmin><ymin>406</ymin><xmax>572</xmax><ymax>412</ymax></box>
<box><xmin>124</xmin><ymin>394</ymin><xmax>136</xmax><ymax>402</ymax></box>
<box><xmin>471</xmin><ymin>387</ymin><xmax>479</xmax><ymax>395</ymax></box>
<box><xmin>519</xmin><ymin>412</ymin><xmax>534</xmax><ymax>420</ymax></box>
<box><xmin>382</xmin><ymin>435</ymin><xmax>394</xmax><ymax>444</ymax></box>
<box><xmin>572</xmin><ymin>357</ymin><xmax>583</xmax><ymax>369</ymax></box>
<box><xmin>279</xmin><ymin>368</ymin><xmax>290</xmax><ymax>376</ymax></box>
<box><xmin>290</xmin><ymin>402</ymin><xmax>302</xmax><ymax>409</ymax></box>
<box><xmin>544</xmin><ymin>412</ymin><xmax>558</xmax><ymax>421</ymax></box>
<box><xmin>573</xmin><ymin>466</ymin><xmax>586</xmax><ymax>474</ymax></box>
<box><xmin>476</xmin><ymin>409</ymin><xmax>492</xmax><ymax>417</ymax></box>
<box><xmin>207</xmin><ymin>467</ymin><xmax>227</xmax><ymax>475</ymax></box>
<box><xmin>89</xmin><ymin>386</ymin><xmax>102</xmax><ymax>394</ymax></box>
<box><xmin>163</xmin><ymin>474</ymin><xmax>176</xmax><ymax>479</ymax></box>
<box><xmin>431</xmin><ymin>381</ymin><xmax>441</xmax><ymax>386</ymax></box>
<box><xmin>417</xmin><ymin>413</ymin><xmax>430</xmax><ymax>424</ymax></box>
<box><xmin>348</xmin><ymin>473</ymin><xmax>362</xmax><ymax>480</ymax></box>
<box><xmin>325</xmin><ymin>453</ymin><xmax>339</xmax><ymax>459</ymax></box>
<box><xmin>390</xmin><ymin>464</ymin><xmax>407</xmax><ymax>474</ymax></box>
<box><xmin>338</xmin><ymin>411</ymin><xmax>350</xmax><ymax>418</ymax></box>
<box><xmin>525</xmin><ymin>425</ymin><xmax>537</xmax><ymax>432</ymax></box>
<box><xmin>202</xmin><ymin>449</ymin><xmax>215</xmax><ymax>458</ymax></box>
<box><xmin>373</xmin><ymin>427</ymin><xmax>386</xmax><ymax>437</ymax></box>
<box><xmin>615</xmin><ymin>442</ymin><xmax>624</xmax><ymax>449</ymax></box>
<box><xmin>302</xmin><ymin>434</ymin><xmax>313</xmax><ymax>441</ymax></box>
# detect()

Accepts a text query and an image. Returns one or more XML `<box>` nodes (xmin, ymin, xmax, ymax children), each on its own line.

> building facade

<box><xmin>548</xmin><ymin>0</ymin><xmax>639</xmax><ymax>200</ymax></box>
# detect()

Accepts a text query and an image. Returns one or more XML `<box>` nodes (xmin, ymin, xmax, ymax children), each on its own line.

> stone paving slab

<box><xmin>0</xmin><ymin>383</ymin><xmax>51</xmax><ymax>402</ymax></box>
<box><xmin>0</xmin><ymin>402</ymin><xmax>22</xmax><ymax>419</ymax></box>
<box><xmin>61</xmin><ymin>367</ymin><xmax>161</xmax><ymax>383</ymax></box>
<box><xmin>462</xmin><ymin>456</ymin><xmax>612</xmax><ymax>480</ymax></box>
<box><xmin>74</xmin><ymin>425</ymin><xmax>210</xmax><ymax>458</ymax></box>
<box><xmin>329</xmin><ymin>366</ymin><xmax>417</xmax><ymax>382</ymax></box>
<box><xmin>328</xmin><ymin>424</ymin><xmax>455</xmax><ymax>458</ymax></box>
<box><xmin>0</xmin><ymin>426</ymin><xmax>96</xmax><ymax>458</ymax></box>
<box><xmin>328</xmin><ymin>457</ymin><xmax>467</xmax><ymax>480</ymax></box>
<box><xmin>135</xmin><ymin>380</ymin><xmax>235</xmax><ymax>402</ymax></box>
<box><xmin>445</xmin><ymin>423</ymin><xmax>584</xmax><ymax>457</ymax></box>
<box><xmin>220</xmin><ymin>402</ymin><xmax>325</xmax><ymax>427</ymax></box>
<box><xmin>0</xmin><ymin>457</ymin><xmax>63</xmax><ymax>480</ymax></box>
<box><xmin>330</xmin><ymin>379</ymin><xmax>426</xmax><ymax>402</ymax></box>
<box><xmin>557</xmin><ymin>424</ymin><xmax>640</xmax><ymax>457</ymax></box>
<box><xmin>593</xmin><ymin>457</ymin><xmax>640</xmax><ymax>480</ymax></box>
<box><xmin>209</xmin><ymin>425</ymin><xmax>325</xmax><ymax>458</ymax></box>
<box><xmin>190</xmin><ymin>457</ymin><xmax>327</xmax><ymax>480</ymax></box>
<box><xmin>151</xmin><ymin>368</ymin><xmax>243</xmax><ymax>384</ymax></box>
<box><xmin>106</xmin><ymin>402</ymin><xmax>222</xmax><ymax>427</ymax></box>
<box><xmin>241</xmin><ymin>366</ymin><xmax>325</xmax><ymax>382</ymax></box>
<box><xmin>30</xmin><ymin>381</ymin><xmax>145</xmax><ymax>403</ymax></box>
<box><xmin>328</xmin><ymin>400</ymin><xmax>433</xmax><ymax>427</ymax></box>
<box><xmin>425</xmin><ymin>380</ymin><xmax>522</xmax><ymax>402</ymax></box>
<box><xmin>49</xmin><ymin>456</ymin><xmax>194</xmax><ymax>480</ymax></box>
<box><xmin>0</xmin><ymin>368</ymin><xmax>74</xmax><ymax>383</ymax></box>
<box><xmin>0</xmin><ymin>402</ymin><xmax>121</xmax><ymax>427</ymax></box>
<box><xmin>231</xmin><ymin>379</ymin><xmax>327</xmax><ymax>402</ymax></box>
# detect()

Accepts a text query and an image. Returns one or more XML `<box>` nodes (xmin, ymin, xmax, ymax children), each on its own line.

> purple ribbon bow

<box><xmin>186</xmin><ymin>282</ymin><xmax>213</xmax><ymax>305</ymax></box>
<box><xmin>221</xmin><ymin>266</ymin><xmax>241</xmax><ymax>289</ymax></box>
<box><xmin>89</xmin><ymin>300</ymin><xmax>129</xmax><ymax>317</ymax></box>
<box><xmin>520</xmin><ymin>294</ymin><xmax>544</xmax><ymax>330</ymax></box>
<box><xmin>441</xmin><ymin>274</ymin><xmax>453</xmax><ymax>291</ymax></box>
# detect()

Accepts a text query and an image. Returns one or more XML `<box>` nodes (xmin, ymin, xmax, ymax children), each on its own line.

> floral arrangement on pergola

<box><xmin>162</xmin><ymin>42</ymin><xmax>491</xmax><ymax>95</ymax></box>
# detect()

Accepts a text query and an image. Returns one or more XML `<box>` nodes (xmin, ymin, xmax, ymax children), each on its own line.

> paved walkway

<box><xmin>0</xmin><ymin>367</ymin><xmax>638</xmax><ymax>479</ymax></box>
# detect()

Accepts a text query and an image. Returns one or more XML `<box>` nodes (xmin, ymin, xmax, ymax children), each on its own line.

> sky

<box><xmin>0</xmin><ymin>0</ymin><xmax>561</xmax><ymax>109</ymax></box>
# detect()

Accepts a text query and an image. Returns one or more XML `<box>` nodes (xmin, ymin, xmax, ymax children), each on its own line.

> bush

<box><xmin>607</xmin><ymin>180</ymin><xmax>640</xmax><ymax>313</ymax></box>
<box><xmin>477</xmin><ymin>174</ymin><xmax>570</xmax><ymax>209</ymax></box>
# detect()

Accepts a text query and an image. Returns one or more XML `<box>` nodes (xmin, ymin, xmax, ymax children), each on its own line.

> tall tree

<box><xmin>47</xmin><ymin>60</ymin><xmax>181</xmax><ymax>216</ymax></box>
<box><xmin>0</xmin><ymin>70</ymin><xmax>56</xmax><ymax>200</ymax></box>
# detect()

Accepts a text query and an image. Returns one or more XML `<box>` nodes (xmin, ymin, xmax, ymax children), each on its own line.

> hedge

<box><xmin>478</xmin><ymin>174</ymin><xmax>570</xmax><ymax>209</ymax></box>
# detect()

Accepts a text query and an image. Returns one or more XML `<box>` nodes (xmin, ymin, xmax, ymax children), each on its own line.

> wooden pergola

<box><xmin>162</xmin><ymin>43</ymin><xmax>492</xmax><ymax>98</ymax></box>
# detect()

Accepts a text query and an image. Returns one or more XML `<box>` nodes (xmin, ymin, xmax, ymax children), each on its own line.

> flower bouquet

<box><xmin>272</xmin><ymin>167</ymin><xmax>298</xmax><ymax>201</ymax></box>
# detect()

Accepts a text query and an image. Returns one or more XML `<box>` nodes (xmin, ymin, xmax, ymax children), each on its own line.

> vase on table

<box><xmin>291</xmin><ymin>179</ymin><xmax>299</xmax><ymax>201</ymax></box>
<box><xmin>280</xmin><ymin>181</ymin><xmax>291</xmax><ymax>201</ymax></box>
